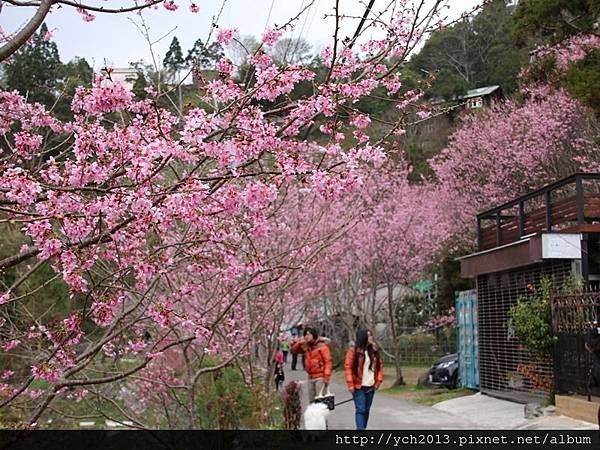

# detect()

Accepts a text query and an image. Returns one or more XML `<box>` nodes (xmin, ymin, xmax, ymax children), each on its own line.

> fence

<box><xmin>383</xmin><ymin>327</ymin><xmax>456</xmax><ymax>367</ymax></box>
<box><xmin>476</xmin><ymin>260</ymin><xmax>572</xmax><ymax>403</ymax></box>
<box><xmin>551</xmin><ymin>289</ymin><xmax>600</xmax><ymax>397</ymax></box>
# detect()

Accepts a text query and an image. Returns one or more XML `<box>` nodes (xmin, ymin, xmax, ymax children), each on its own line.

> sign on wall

<box><xmin>541</xmin><ymin>233</ymin><xmax>582</xmax><ymax>259</ymax></box>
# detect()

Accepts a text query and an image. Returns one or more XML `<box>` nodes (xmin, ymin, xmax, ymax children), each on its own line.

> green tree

<box><xmin>474</xmin><ymin>0</ymin><xmax>529</xmax><ymax>93</ymax></box>
<box><xmin>61</xmin><ymin>57</ymin><xmax>93</xmax><ymax>88</ymax></box>
<box><xmin>428</xmin><ymin>68</ymin><xmax>468</xmax><ymax>100</ymax></box>
<box><xmin>163</xmin><ymin>36</ymin><xmax>185</xmax><ymax>74</ymax></box>
<box><xmin>513</xmin><ymin>0</ymin><xmax>600</xmax><ymax>46</ymax></box>
<box><xmin>185</xmin><ymin>38</ymin><xmax>224</xmax><ymax>69</ymax></box>
<box><xmin>410</xmin><ymin>0</ymin><xmax>529</xmax><ymax>94</ymax></box>
<box><xmin>514</xmin><ymin>0</ymin><xmax>600</xmax><ymax>114</ymax></box>
<box><xmin>2</xmin><ymin>24</ymin><xmax>94</xmax><ymax>120</ymax></box>
<box><xmin>132</xmin><ymin>72</ymin><xmax>149</xmax><ymax>100</ymax></box>
<box><xmin>409</xmin><ymin>19</ymin><xmax>479</xmax><ymax>86</ymax></box>
<box><xmin>53</xmin><ymin>57</ymin><xmax>93</xmax><ymax>119</ymax></box>
<box><xmin>564</xmin><ymin>49</ymin><xmax>600</xmax><ymax>114</ymax></box>
<box><xmin>3</xmin><ymin>23</ymin><xmax>62</xmax><ymax>106</ymax></box>
<box><xmin>508</xmin><ymin>279</ymin><xmax>556</xmax><ymax>359</ymax></box>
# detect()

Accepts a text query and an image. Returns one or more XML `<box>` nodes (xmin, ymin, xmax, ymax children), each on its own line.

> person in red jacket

<box><xmin>291</xmin><ymin>327</ymin><xmax>332</xmax><ymax>404</ymax></box>
<box><xmin>273</xmin><ymin>345</ymin><xmax>285</xmax><ymax>391</ymax></box>
<box><xmin>344</xmin><ymin>328</ymin><xmax>383</xmax><ymax>430</ymax></box>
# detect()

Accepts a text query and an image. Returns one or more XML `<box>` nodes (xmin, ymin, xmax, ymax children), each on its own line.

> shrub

<box><xmin>508</xmin><ymin>278</ymin><xmax>557</xmax><ymax>359</ymax></box>
<box><xmin>282</xmin><ymin>381</ymin><xmax>302</xmax><ymax>430</ymax></box>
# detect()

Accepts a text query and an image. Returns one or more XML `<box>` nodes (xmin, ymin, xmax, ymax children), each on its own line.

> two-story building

<box><xmin>459</xmin><ymin>173</ymin><xmax>600</xmax><ymax>404</ymax></box>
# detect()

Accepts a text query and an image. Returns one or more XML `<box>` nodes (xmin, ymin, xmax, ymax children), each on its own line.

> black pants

<box><xmin>291</xmin><ymin>352</ymin><xmax>298</xmax><ymax>370</ymax></box>
<box><xmin>590</xmin><ymin>365</ymin><xmax>600</xmax><ymax>429</ymax></box>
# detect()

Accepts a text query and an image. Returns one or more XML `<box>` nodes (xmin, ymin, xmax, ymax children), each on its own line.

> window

<box><xmin>468</xmin><ymin>97</ymin><xmax>483</xmax><ymax>109</ymax></box>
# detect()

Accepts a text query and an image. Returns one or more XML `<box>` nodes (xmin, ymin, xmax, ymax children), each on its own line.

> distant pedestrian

<box><xmin>281</xmin><ymin>338</ymin><xmax>290</xmax><ymax>364</ymax></box>
<box><xmin>274</xmin><ymin>346</ymin><xmax>285</xmax><ymax>365</ymax></box>
<box><xmin>291</xmin><ymin>335</ymin><xmax>300</xmax><ymax>370</ymax></box>
<box><xmin>273</xmin><ymin>346</ymin><xmax>285</xmax><ymax>391</ymax></box>
<box><xmin>344</xmin><ymin>328</ymin><xmax>383</xmax><ymax>430</ymax></box>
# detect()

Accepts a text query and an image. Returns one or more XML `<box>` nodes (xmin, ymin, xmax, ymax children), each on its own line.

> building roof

<box><xmin>460</xmin><ymin>85</ymin><xmax>501</xmax><ymax>100</ymax></box>
<box><xmin>413</xmin><ymin>279</ymin><xmax>433</xmax><ymax>293</ymax></box>
<box><xmin>100</xmin><ymin>67</ymin><xmax>138</xmax><ymax>75</ymax></box>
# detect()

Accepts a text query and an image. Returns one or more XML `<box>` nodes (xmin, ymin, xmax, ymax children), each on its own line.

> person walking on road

<box><xmin>290</xmin><ymin>334</ymin><xmax>300</xmax><ymax>370</ymax></box>
<box><xmin>344</xmin><ymin>328</ymin><xmax>383</xmax><ymax>430</ymax></box>
<box><xmin>291</xmin><ymin>327</ymin><xmax>333</xmax><ymax>404</ymax></box>
<box><xmin>273</xmin><ymin>345</ymin><xmax>285</xmax><ymax>391</ymax></box>
<box><xmin>281</xmin><ymin>337</ymin><xmax>290</xmax><ymax>364</ymax></box>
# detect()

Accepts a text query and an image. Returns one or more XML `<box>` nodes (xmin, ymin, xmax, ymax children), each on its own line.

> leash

<box><xmin>335</xmin><ymin>397</ymin><xmax>353</xmax><ymax>407</ymax></box>
<box><xmin>335</xmin><ymin>388</ymin><xmax>374</xmax><ymax>407</ymax></box>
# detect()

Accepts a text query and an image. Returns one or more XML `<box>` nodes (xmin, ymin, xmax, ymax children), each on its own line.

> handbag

<box><xmin>313</xmin><ymin>384</ymin><xmax>335</xmax><ymax>411</ymax></box>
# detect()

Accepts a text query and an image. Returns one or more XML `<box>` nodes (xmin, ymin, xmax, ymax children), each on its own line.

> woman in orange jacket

<box><xmin>344</xmin><ymin>328</ymin><xmax>383</xmax><ymax>430</ymax></box>
<box><xmin>291</xmin><ymin>327</ymin><xmax>333</xmax><ymax>383</ymax></box>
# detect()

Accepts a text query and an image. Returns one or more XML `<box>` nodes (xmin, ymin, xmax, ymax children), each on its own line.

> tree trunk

<box><xmin>387</xmin><ymin>281</ymin><xmax>405</xmax><ymax>386</ymax></box>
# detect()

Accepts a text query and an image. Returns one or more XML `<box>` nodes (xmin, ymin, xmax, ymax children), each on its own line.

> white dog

<box><xmin>303</xmin><ymin>402</ymin><xmax>330</xmax><ymax>430</ymax></box>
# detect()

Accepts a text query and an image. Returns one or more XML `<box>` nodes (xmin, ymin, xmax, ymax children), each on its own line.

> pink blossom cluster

<box><xmin>261</xmin><ymin>28</ymin><xmax>284</xmax><ymax>46</ymax></box>
<box><xmin>281</xmin><ymin>161</ymin><xmax>455</xmax><ymax>334</ymax></box>
<box><xmin>31</xmin><ymin>363</ymin><xmax>62</xmax><ymax>383</ymax></box>
<box><xmin>216</xmin><ymin>57</ymin><xmax>234</xmax><ymax>76</ymax></box>
<box><xmin>431</xmin><ymin>85</ymin><xmax>598</xmax><ymax>238</ymax></box>
<box><xmin>163</xmin><ymin>0</ymin><xmax>178</xmax><ymax>11</ymax></box>
<box><xmin>426</xmin><ymin>307</ymin><xmax>457</xmax><ymax>330</ymax></box>
<box><xmin>216</xmin><ymin>28</ymin><xmax>238</xmax><ymax>46</ymax></box>
<box><xmin>536</xmin><ymin>33</ymin><xmax>600</xmax><ymax>69</ymax></box>
<box><xmin>76</xmin><ymin>8</ymin><xmax>96</xmax><ymax>22</ymax></box>
<box><xmin>72</xmin><ymin>78</ymin><xmax>134</xmax><ymax>115</ymax></box>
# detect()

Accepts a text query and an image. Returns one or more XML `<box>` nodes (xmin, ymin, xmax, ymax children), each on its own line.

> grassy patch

<box><xmin>383</xmin><ymin>383</ymin><xmax>473</xmax><ymax>405</ymax></box>
<box><xmin>332</xmin><ymin>365</ymin><xmax>429</xmax><ymax>389</ymax></box>
<box><xmin>333</xmin><ymin>364</ymin><xmax>475</xmax><ymax>407</ymax></box>
<box><xmin>378</xmin><ymin>366</ymin><xmax>474</xmax><ymax>406</ymax></box>
<box><xmin>384</xmin><ymin>383</ymin><xmax>429</xmax><ymax>394</ymax></box>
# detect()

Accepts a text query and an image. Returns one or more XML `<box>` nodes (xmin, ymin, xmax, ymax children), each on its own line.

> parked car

<box><xmin>427</xmin><ymin>353</ymin><xmax>459</xmax><ymax>389</ymax></box>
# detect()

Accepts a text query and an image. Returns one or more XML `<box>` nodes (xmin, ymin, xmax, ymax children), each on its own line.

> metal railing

<box><xmin>476</xmin><ymin>173</ymin><xmax>600</xmax><ymax>251</ymax></box>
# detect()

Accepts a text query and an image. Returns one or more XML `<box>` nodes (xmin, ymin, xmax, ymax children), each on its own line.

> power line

<box><xmin>349</xmin><ymin>0</ymin><xmax>376</xmax><ymax>49</ymax></box>
<box><xmin>290</xmin><ymin>0</ymin><xmax>314</xmax><ymax>64</ymax></box>
<box><xmin>282</xmin><ymin>0</ymin><xmax>306</xmax><ymax>64</ymax></box>
<box><xmin>264</xmin><ymin>0</ymin><xmax>276</xmax><ymax>31</ymax></box>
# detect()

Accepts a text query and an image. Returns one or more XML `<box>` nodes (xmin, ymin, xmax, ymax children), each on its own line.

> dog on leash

<box><xmin>303</xmin><ymin>402</ymin><xmax>330</xmax><ymax>430</ymax></box>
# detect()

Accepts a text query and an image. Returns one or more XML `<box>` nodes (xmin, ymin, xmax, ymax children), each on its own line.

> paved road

<box><xmin>284</xmin><ymin>367</ymin><xmax>480</xmax><ymax>430</ymax></box>
<box><xmin>284</xmin><ymin>367</ymin><xmax>596</xmax><ymax>430</ymax></box>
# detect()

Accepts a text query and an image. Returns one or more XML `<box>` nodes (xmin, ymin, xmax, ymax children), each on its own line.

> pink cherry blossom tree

<box><xmin>286</xmin><ymin>162</ymin><xmax>454</xmax><ymax>386</ymax></box>
<box><xmin>0</xmin><ymin>0</ymin><xmax>448</xmax><ymax>427</ymax></box>
<box><xmin>431</xmin><ymin>84</ymin><xmax>599</xmax><ymax>244</ymax></box>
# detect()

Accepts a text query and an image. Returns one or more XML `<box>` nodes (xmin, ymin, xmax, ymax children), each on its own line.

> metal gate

<box><xmin>551</xmin><ymin>290</ymin><xmax>600</xmax><ymax>397</ymax></box>
<box><xmin>456</xmin><ymin>289</ymin><xmax>479</xmax><ymax>390</ymax></box>
<box><xmin>476</xmin><ymin>260</ymin><xmax>572</xmax><ymax>403</ymax></box>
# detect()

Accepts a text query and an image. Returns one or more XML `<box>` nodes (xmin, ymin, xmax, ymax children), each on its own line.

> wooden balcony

<box><xmin>477</xmin><ymin>173</ymin><xmax>600</xmax><ymax>251</ymax></box>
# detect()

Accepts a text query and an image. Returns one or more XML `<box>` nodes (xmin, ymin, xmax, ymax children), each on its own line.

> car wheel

<box><xmin>447</xmin><ymin>373</ymin><xmax>458</xmax><ymax>390</ymax></box>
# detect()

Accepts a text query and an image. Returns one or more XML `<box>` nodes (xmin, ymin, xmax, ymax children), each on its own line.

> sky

<box><xmin>2</xmin><ymin>0</ymin><xmax>482</xmax><ymax>70</ymax></box>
